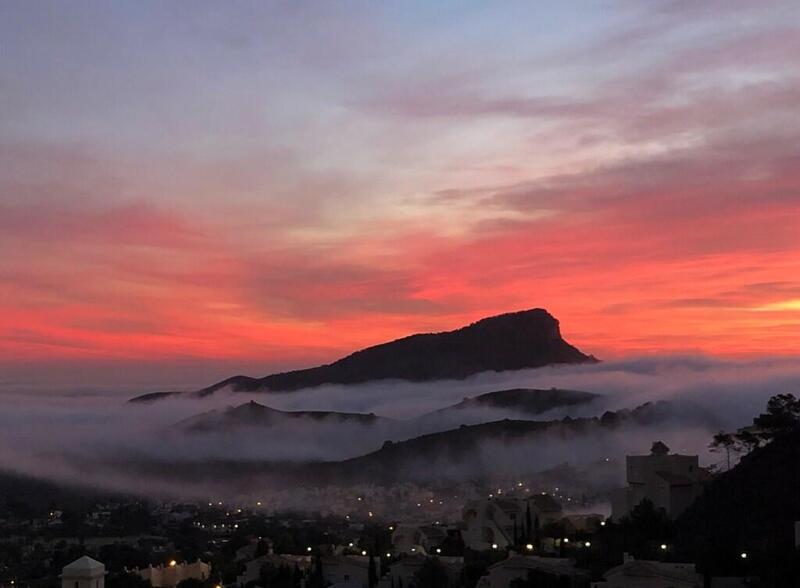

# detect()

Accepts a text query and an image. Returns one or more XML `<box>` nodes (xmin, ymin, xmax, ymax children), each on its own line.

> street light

<box><xmin>525</xmin><ymin>544</ymin><xmax>533</xmax><ymax>551</ymax></box>
<box><xmin>584</xmin><ymin>541</ymin><xmax>591</xmax><ymax>547</ymax></box>
<box><xmin>491</xmin><ymin>543</ymin><xmax>498</xmax><ymax>549</ymax></box>
<box><xmin>660</xmin><ymin>544</ymin><xmax>667</xmax><ymax>551</ymax></box>
<box><xmin>740</xmin><ymin>552</ymin><xmax>748</xmax><ymax>559</ymax></box>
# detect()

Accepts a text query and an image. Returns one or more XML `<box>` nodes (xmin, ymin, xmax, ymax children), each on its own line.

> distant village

<box><xmin>3</xmin><ymin>438</ymin><xmax>798</xmax><ymax>588</ymax></box>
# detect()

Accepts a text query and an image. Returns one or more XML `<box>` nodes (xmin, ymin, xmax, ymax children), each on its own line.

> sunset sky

<box><xmin>2</xmin><ymin>1</ymin><xmax>799</xmax><ymax>389</ymax></box>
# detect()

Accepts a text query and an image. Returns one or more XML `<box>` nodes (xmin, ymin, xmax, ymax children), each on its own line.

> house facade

<box><xmin>611</xmin><ymin>441</ymin><xmax>709</xmax><ymax>521</ymax></box>
<box><xmin>463</xmin><ymin>494</ymin><xmax>562</xmax><ymax>551</ymax></box>
<box><xmin>591</xmin><ymin>554</ymin><xmax>702</xmax><ymax>588</ymax></box>
<box><xmin>477</xmin><ymin>553</ymin><xmax>587</xmax><ymax>588</ymax></box>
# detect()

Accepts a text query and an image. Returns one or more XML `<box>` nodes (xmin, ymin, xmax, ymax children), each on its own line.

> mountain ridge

<box><xmin>129</xmin><ymin>308</ymin><xmax>596</xmax><ymax>402</ymax></box>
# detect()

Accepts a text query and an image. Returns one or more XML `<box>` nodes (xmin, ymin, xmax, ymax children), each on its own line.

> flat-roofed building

<box><xmin>611</xmin><ymin>441</ymin><xmax>710</xmax><ymax>521</ymax></box>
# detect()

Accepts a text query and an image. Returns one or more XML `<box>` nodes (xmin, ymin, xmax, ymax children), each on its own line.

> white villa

<box><xmin>390</xmin><ymin>523</ymin><xmax>448</xmax><ymax>555</ymax></box>
<box><xmin>133</xmin><ymin>560</ymin><xmax>211</xmax><ymax>588</ymax></box>
<box><xmin>320</xmin><ymin>554</ymin><xmax>370</xmax><ymax>588</ymax></box>
<box><xmin>477</xmin><ymin>553</ymin><xmax>586</xmax><ymax>588</ymax></box>
<box><xmin>592</xmin><ymin>554</ymin><xmax>702</xmax><ymax>588</ymax></box>
<box><xmin>462</xmin><ymin>494</ymin><xmax>562</xmax><ymax>551</ymax></box>
<box><xmin>62</xmin><ymin>556</ymin><xmax>106</xmax><ymax>588</ymax></box>
<box><xmin>379</xmin><ymin>554</ymin><xmax>463</xmax><ymax>588</ymax></box>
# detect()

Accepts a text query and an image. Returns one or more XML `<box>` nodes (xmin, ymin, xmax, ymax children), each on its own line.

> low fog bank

<box><xmin>1</xmin><ymin>355</ymin><xmax>798</xmax><ymax>505</ymax></box>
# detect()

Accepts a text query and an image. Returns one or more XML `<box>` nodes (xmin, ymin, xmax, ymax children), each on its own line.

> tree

<box><xmin>753</xmin><ymin>393</ymin><xmax>800</xmax><ymax>439</ymax></box>
<box><xmin>108</xmin><ymin>573</ymin><xmax>151</xmax><ymax>588</ymax></box>
<box><xmin>525</xmin><ymin>502</ymin><xmax>532</xmax><ymax>543</ymax></box>
<box><xmin>307</xmin><ymin>552</ymin><xmax>325</xmax><ymax>588</ymax></box>
<box><xmin>709</xmin><ymin>394</ymin><xmax>800</xmax><ymax>468</ymax></box>
<box><xmin>413</xmin><ymin>558</ymin><xmax>449</xmax><ymax>588</ymax></box>
<box><xmin>368</xmin><ymin>554</ymin><xmax>378</xmax><ymax>588</ymax></box>
<box><xmin>709</xmin><ymin>431</ymin><xmax>737</xmax><ymax>471</ymax></box>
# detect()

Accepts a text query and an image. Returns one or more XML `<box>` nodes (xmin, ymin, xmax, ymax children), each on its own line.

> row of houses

<box><xmin>57</xmin><ymin>441</ymin><xmax>764</xmax><ymax>588</ymax></box>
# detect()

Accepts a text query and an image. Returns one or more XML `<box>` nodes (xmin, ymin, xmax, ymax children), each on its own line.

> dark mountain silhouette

<box><xmin>123</xmin><ymin>401</ymin><xmax>688</xmax><ymax>487</ymax></box>
<box><xmin>170</xmin><ymin>388</ymin><xmax>599</xmax><ymax>437</ymax></box>
<box><xmin>424</xmin><ymin>388</ymin><xmax>598</xmax><ymax>417</ymax></box>
<box><xmin>175</xmin><ymin>400</ymin><xmax>387</xmax><ymax>433</ymax></box>
<box><xmin>319</xmin><ymin>401</ymin><xmax>678</xmax><ymax>484</ymax></box>
<box><xmin>128</xmin><ymin>391</ymin><xmax>181</xmax><ymax>404</ymax></box>
<box><xmin>129</xmin><ymin>308</ymin><xmax>595</xmax><ymax>402</ymax></box>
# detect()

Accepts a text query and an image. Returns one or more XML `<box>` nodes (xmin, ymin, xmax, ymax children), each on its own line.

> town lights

<box><xmin>169</xmin><ymin>560</ymin><xmax>177</xmax><ymax>567</ymax></box>
<box><xmin>526</xmin><ymin>544</ymin><xmax>533</xmax><ymax>551</ymax></box>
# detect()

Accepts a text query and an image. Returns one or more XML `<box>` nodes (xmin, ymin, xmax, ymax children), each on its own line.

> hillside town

<box><xmin>2</xmin><ymin>424</ymin><xmax>799</xmax><ymax>588</ymax></box>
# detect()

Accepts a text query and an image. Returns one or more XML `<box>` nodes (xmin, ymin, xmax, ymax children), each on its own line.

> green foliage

<box><xmin>98</xmin><ymin>544</ymin><xmax>149</xmax><ymax>573</ymax></box>
<box><xmin>107</xmin><ymin>572</ymin><xmax>151</xmax><ymax>588</ymax></box>
<box><xmin>368</xmin><ymin>554</ymin><xmax>378</xmax><ymax>588</ymax></box>
<box><xmin>413</xmin><ymin>557</ymin><xmax>449</xmax><ymax>588</ymax></box>
<box><xmin>710</xmin><ymin>394</ymin><xmax>800</xmax><ymax>470</ymax></box>
<box><xmin>679</xmin><ymin>425</ymin><xmax>800</xmax><ymax>584</ymax></box>
<box><xmin>753</xmin><ymin>393</ymin><xmax>800</xmax><ymax>437</ymax></box>
<box><xmin>253</xmin><ymin>563</ymin><xmax>300</xmax><ymax>588</ymax></box>
<box><xmin>459</xmin><ymin>549</ymin><xmax>506</xmax><ymax>588</ymax></box>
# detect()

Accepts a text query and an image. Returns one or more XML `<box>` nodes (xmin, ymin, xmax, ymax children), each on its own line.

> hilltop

<box><xmin>130</xmin><ymin>308</ymin><xmax>595</xmax><ymax>401</ymax></box>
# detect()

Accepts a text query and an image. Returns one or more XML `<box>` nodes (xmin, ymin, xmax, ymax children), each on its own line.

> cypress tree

<box><xmin>368</xmin><ymin>553</ymin><xmax>378</xmax><ymax>588</ymax></box>
<box><xmin>525</xmin><ymin>502</ymin><xmax>533</xmax><ymax>543</ymax></box>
